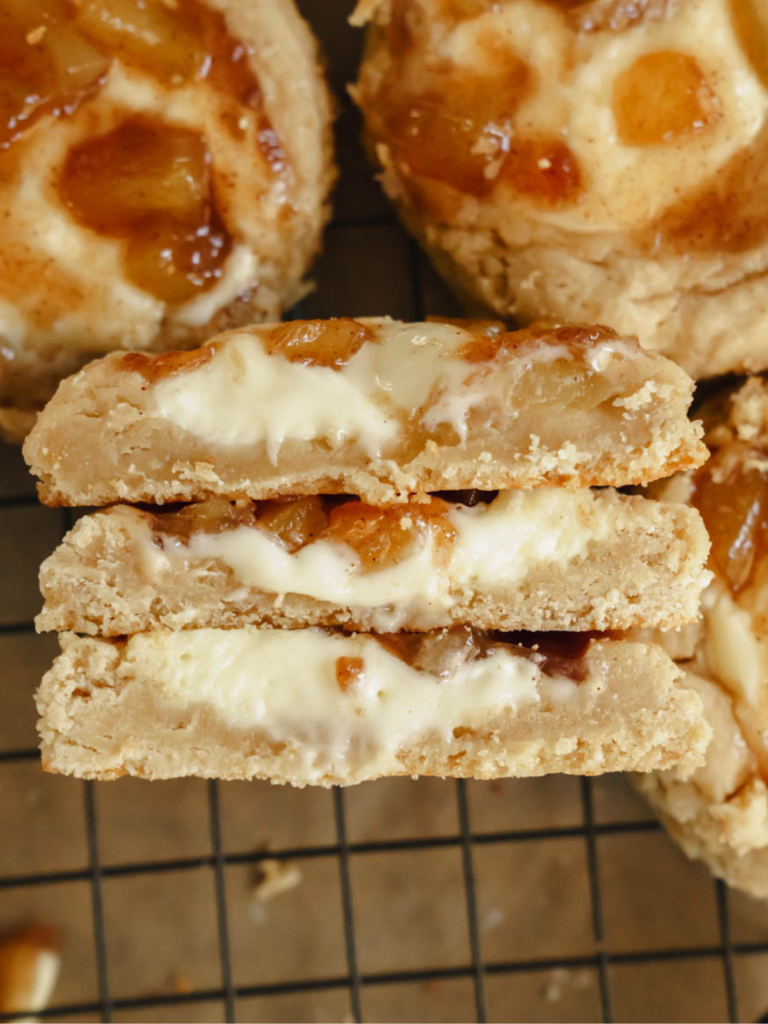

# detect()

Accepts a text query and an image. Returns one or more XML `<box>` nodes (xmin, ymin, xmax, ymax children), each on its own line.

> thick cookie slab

<box><xmin>37</xmin><ymin>628</ymin><xmax>709</xmax><ymax>786</ymax></box>
<box><xmin>23</xmin><ymin>319</ymin><xmax>706</xmax><ymax>505</ymax></box>
<box><xmin>37</xmin><ymin>488</ymin><xmax>711</xmax><ymax>635</ymax></box>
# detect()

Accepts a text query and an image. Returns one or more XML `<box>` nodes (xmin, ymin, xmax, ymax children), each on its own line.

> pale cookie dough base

<box><xmin>37</xmin><ymin>634</ymin><xmax>710</xmax><ymax>786</ymax></box>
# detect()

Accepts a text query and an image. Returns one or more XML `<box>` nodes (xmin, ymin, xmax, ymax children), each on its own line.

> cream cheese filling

<box><xmin>151</xmin><ymin>321</ymin><xmax>636</xmax><ymax>456</ymax></box>
<box><xmin>122</xmin><ymin>628</ymin><xmax>577</xmax><ymax>783</ymax></box>
<box><xmin>149</xmin><ymin>489</ymin><xmax>609</xmax><ymax>626</ymax></box>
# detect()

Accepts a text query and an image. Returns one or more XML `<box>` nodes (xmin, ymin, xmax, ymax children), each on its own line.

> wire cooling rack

<box><xmin>2</xmin><ymin>2</ymin><xmax>768</xmax><ymax>1022</ymax></box>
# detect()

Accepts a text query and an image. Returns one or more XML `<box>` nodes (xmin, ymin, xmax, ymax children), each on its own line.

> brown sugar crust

<box><xmin>37</xmin><ymin>631</ymin><xmax>710</xmax><ymax>785</ymax></box>
<box><xmin>22</xmin><ymin>319</ymin><xmax>707</xmax><ymax>506</ymax></box>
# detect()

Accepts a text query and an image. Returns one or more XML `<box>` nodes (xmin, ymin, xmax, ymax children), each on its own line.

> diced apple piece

<box><xmin>75</xmin><ymin>0</ymin><xmax>206</xmax><ymax>82</ymax></box>
<box><xmin>60</xmin><ymin>118</ymin><xmax>209</xmax><ymax>229</ymax></box>
<box><xmin>0</xmin><ymin>0</ymin><xmax>109</xmax><ymax>148</ymax></box>
<box><xmin>123</xmin><ymin>216</ymin><xmax>228</xmax><ymax>304</ymax></box>
<box><xmin>44</xmin><ymin>20</ymin><xmax>112</xmax><ymax>96</ymax></box>
<box><xmin>256</xmin><ymin>496</ymin><xmax>330</xmax><ymax>553</ymax></box>
<box><xmin>326</xmin><ymin>498</ymin><xmax>457</xmax><ymax>571</ymax></box>
<box><xmin>264</xmin><ymin>319</ymin><xmax>375</xmax><ymax>370</ymax></box>
<box><xmin>692</xmin><ymin>444</ymin><xmax>768</xmax><ymax>594</ymax></box>
<box><xmin>335</xmin><ymin>656</ymin><xmax>365</xmax><ymax>693</ymax></box>
<box><xmin>499</xmin><ymin>136</ymin><xmax>582</xmax><ymax>203</ymax></box>
<box><xmin>384</xmin><ymin>64</ymin><xmax>529</xmax><ymax>196</ymax></box>
<box><xmin>613</xmin><ymin>50</ymin><xmax>719</xmax><ymax>146</ymax></box>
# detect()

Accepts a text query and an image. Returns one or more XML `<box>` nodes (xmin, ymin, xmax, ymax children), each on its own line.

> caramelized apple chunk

<box><xmin>157</xmin><ymin>498</ymin><xmax>258</xmax><ymax>541</ymax></box>
<box><xmin>335</xmin><ymin>656</ymin><xmax>365</xmax><ymax>693</ymax></box>
<box><xmin>460</xmin><ymin>324</ymin><xmax>619</xmax><ymax>408</ymax></box>
<box><xmin>692</xmin><ymin>444</ymin><xmax>768</xmax><ymax>594</ymax></box>
<box><xmin>256</xmin><ymin>496</ymin><xmax>329</xmax><ymax>554</ymax></box>
<box><xmin>264</xmin><ymin>319</ymin><xmax>375</xmax><ymax>370</ymax></box>
<box><xmin>383</xmin><ymin>65</ymin><xmax>530</xmax><ymax>197</ymax></box>
<box><xmin>59</xmin><ymin>117</ymin><xmax>231</xmax><ymax>304</ymax></box>
<box><xmin>0</xmin><ymin>0</ymin><xmax>110</xmax><ymax>149</ymax></box>
<box><xmin>499</xmin><ymin>137</ymin><xmax>582</xmax><ymax>203</ymax></box>
<box><xmin>75</xmin><ymin>0</ymin><xmax>261</xmax><ymax>107</ymax></box>
<box><xmin>326</xmin><ymin>498</ymin><xmax>457</xmax><ymax>570</ymax></box>
<box><xmin>613</xmin><ymin>50</ymin><xmax>720</xmax><ymax>146</ymax></box>
<box><xmin>75</xmin><ymin>0</ymin><xmax>207</xmax><ymax>83</ymax></box>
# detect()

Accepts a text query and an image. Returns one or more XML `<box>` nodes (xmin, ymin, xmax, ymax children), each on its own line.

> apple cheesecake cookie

<box><xmin>0</xmin><ymin>0</ymin><xmax>334</xmax><ymax>439</ymax></box>
<box><xmin>23</xmin><ymin>318</ymin><xmax>707</xmax><ymax>506</ymax></box>
<box><xmin>37</xmin><ymin>488</ymin><xmax>710</xmax><ymax>635</ymax></box>
<box><xmin>354</xmin><ymin>0</ymin><xmax>768</xmax><ymax>380</ymax></box>
<box><xmin>37</xmin><ymin>627</ymin><xmax>710</xmax><ymax>785</ymax></box>
<box><xmin>636</xmin><ymin>377</ymin><xmax>768</xmax><ymax>899</ymax></box>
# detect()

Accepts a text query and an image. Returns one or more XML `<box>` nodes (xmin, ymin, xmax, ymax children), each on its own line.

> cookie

<box><xmin>0</xmin><ymin>0</ymin><xmax>334</xmax><ymax>439</ymax></box>
<box><xmin>37</xmin><ymin>488</ymin><xmax>710</xmax><ymax>635</ymax></box>
<box><xmin>23</xmin><ymin>318</ymin><xmax>707</xmax><ymax>506</ymax></box>
<box><xmin>37</xmin><ymin>628</ymin><xmax>709</xmax><ymax>785</ymax></box>
<box><xmin>354</xmin><ymin>0</ymin><xmax>768</xmax><ymax>380</ymax></box>
<box><xmin>637</xmin><ymin>376</ymin><xmax>768</xmax><ymax>899</ymax></box>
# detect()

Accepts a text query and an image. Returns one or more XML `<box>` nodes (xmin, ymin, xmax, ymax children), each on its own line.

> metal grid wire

<box><xmin>0</xmin><ymin>737</ymin><xmax>757</xmax><ymax>1023</ymax></box>
<box><xmin>0</xmin><ymin>2</ymin><xmax>766</xmax><ymax>1021</ymax></box>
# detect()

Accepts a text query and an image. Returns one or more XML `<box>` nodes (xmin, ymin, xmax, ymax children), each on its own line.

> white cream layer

<box><xmin>148</xmin><ymin>489</ymin><xmax>613</xmax><ymax>629</ymax></box>
<box><xmin>121</xmin><ymin>628</ymin><xmax>578</xmax><ymax>784</ymax></box>
<box><xmin>702</xmin><ymin>582</ymin><xmax>768</xmax><ymax>710</ymax></box>
<box><xmin>152</xmin><ymin>319</ymin><xmax>638</xmax><ymax>457</ymax></box>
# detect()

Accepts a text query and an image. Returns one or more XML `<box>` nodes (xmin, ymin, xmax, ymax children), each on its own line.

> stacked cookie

<box><xmin>25</xmin><ymin>317</ymin><xmax>713</xmax><ymax>786</ymax></box>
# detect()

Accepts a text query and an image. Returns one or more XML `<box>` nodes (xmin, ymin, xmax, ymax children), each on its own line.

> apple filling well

<box><xmin>612</xmin><ymin>50</ymin><xmax>720</xmax><ymax>146</ymax></box>
<box><xmin>378</xmin><ymin>66</ymin><xmax>583</xmax><ymax>204</ymax></box>
<box><xmin>369</xmin><ymin>1</ymin><xmax>583</xmax><ymax>205</ymax></box>
<box><xmin>0</xmin><ymin>0</ymin><xmax>110</xmax><ymax>150</ymax></box>
<box><xmin>1</xmin><ymin>0</ymin><xmax>286</xmax><ymax>304</ymax></box>
<box><xmin>59</xmin><ymin>117</ymin><xmax>231</xmax><ymax>304</ymax></box>
<box><xmin>155</xmin><ymin>494</ymin><xmax>460</xmax><ymax>572</ymax></box>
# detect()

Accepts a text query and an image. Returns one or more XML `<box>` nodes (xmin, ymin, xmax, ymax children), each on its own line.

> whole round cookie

<box><xmin>0</xmin><ymin>0</ymin><xmax>334</xmax><ymax>439</ymax></box>
<box><xmin>353</xmin><ymin>0</ymin><xmax>768</xmax><ymax>380</ymax></box>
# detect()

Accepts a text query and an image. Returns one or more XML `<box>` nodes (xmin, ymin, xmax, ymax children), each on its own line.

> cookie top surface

<box><xmin>357</xmin><ymin>0</ymin><xmax>765</xmax><ymax>240</ymax></box>
<box><xmin>0</xmin><ymin>0</ymin><xmax>333</xmax><ymax>435</ymax></box>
